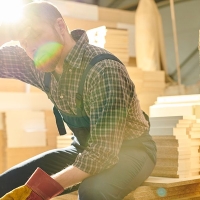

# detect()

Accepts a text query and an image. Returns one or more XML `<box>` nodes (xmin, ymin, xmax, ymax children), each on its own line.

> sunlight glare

<box><xmin>0</xmin><ymin>0</ymin><xmax>23</xmax><ymax>24</ymax></box>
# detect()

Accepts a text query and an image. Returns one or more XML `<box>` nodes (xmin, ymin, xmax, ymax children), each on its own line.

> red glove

<box><xmin>0</xmin><ymin>168</ymin><xmax>64</xmax><ymax>200</ymax></box>
<box><xmin>25</xmin><ymin>167</ymin><xmax>64</xmax><ymax>200</ymax></box>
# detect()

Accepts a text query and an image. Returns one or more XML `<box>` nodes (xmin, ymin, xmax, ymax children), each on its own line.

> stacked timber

<box><xmin>104</xmin><ymin>28</ymin><xmax>129</xmax><ymax>65</ymax></box>
<box><xmin>148</xmin><ymin>94</ymin><xmax>200</xmax><ymax>179</ymax></box>
<box><xmin>5</xmin><ymin>110</ymin><xmax>46</xmax><ymax>148</ymax></box>
<box><xmin>0</xmin><ymin>79</ymin><xmax>26</xmax><ymax>92</ymax></box>
<box><xmin>56</xmin><ymin>125</ymin><xmax>73</xmax><ymax>148</ymax></box>
<box><xmin>149</xmin><ymin>94</ymin><xmax>200</xmax><ymax>118</ymax></box>
<box><xmin>57</xmin><ymin>135</ymin><xmax>73</xmax><ymax>149</ymax></box>
<box><xmin>44</xmin><ymin>110</ymin><xmax>59</xmax><ymax>148</ymax></box>
<box><xmin>149</xmin><ymin>115</ymin><xmax>200</xmax><ymax>178</ymax></box>
<box><xmin>0</xmin><ymin>109</ymin><xmax>58</xmax><ymax>171</ymax></box>
<box><xmin>126</xmin><ymin>67</ymin><xmax>166</xmax><ymax>114</ymax></box>
<box><xmin>5</xmin><ymin>146</ymin><xmax>53</xmax><ymax>169</ymax></box>
<box><xmin>87</xmin><ymin>26</ymin><xmax>129</xmax><ymax>65</ymax></box>
<box><xmin>0</xmin><ymin>113</ymin><xmax>5</xmax><ymax>173</ymax></box>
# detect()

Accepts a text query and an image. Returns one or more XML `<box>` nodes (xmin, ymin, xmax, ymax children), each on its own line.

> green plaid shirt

<box><xmin>0</xmin><ymin>30</ymin><xmax>149</xmax><ymax>174</ymax></box>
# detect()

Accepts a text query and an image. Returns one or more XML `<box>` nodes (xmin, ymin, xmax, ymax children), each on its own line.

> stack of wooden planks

<box><xmin>0</xmin><ymin>109</ymin><xmax>59</xmax><ymax>172</ymax></box>
<box><xmin>5</xmin><ymin>110</ymin><xmax>46</xmax><ymax>148</ymax></box>
<box><xmin>149</xmin><ymin>94</ymin><xmax>200</xmax><ymax>118</ymax></box>
<box><xmin>0</xmin><ymin>113</ymin><xmax>5</xmax><ymax>173</ymax></box>
<box><xmin>57</xmin><ymin>135</ymin><xmax>73</xmax><ymax>149</ymax></box>
<box><xmin>87</xmin><ymin>26</ymin><xmax>129</xmax><ymax>65</ymax></box>
<box><xmin>56</xmin><ymin>123</ymin><xmax>73</xmax><ymax>149</ymax></box>
<box><xmin>45</xmin><ymin>110</ymin><xmax>59</xmax><ymax>148</ymax></box>
<box><xmin>126</xmin><ymin>67</ymin><xmax>166</xmax><ymax>114</ymax></box>
<box><xmin>0</xmin><ymin>79</ymin><xmax>25</xmax><ymax>92</ymax></box>
<box><xmin>150</xmin><ymin>115</ymin><xmax>200</xmax><ymax>178</ymax></box>
<box><xmin>148</xmin><ymin>94</ymin><xmax>200</xmax><ymax>178</ymax></box>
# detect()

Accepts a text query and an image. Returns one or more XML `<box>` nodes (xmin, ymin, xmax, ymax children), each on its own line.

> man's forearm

<box><xmin>51</xmin><ymin>165</ymin><xmax>90</xmax><ymax>189</ymax></box>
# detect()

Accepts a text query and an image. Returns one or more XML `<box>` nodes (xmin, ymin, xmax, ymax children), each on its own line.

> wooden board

<box><xmin>5</xmin><ymin>146</ymin><xmax>53</xmax><ymax>169</ymax></box>
<box><xmin>0</xmin><ymin>78</ymin><xmax>25</xmax><ymax>92</ymax></box>
<box><xmin>49</xmin><ymin>0</ymin><xmax>98</xmax><ymax>21</ymax></box>
<box><xmin>98</xmin><ymin>7</ymin><xmax>135</xmax><ymax>24</ymax></box>
<box><xmin>44</xmin><ymin>110</ymin><xmax>59</xmax><ymax>148</ymax></box>
<box><xmin>0</xmin><ymin>92</ymin><xmax>53</xmax><ymax>111</ymax></box>
<box><xmin>5</xmin><ymin>110</ymin><xmax>46</xmax><ymax>148</ymax></box>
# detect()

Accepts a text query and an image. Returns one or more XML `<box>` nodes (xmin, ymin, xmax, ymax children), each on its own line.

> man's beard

<box><xmin>33</xmin><ymin>41</ymin><xmax>64</xmax><ymax>72</ymax></box>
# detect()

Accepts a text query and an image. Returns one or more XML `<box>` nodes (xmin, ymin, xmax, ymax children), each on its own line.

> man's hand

<box><xmin>0</xmin><ymin>168</ymin><xmax>64</xmax><ymax>200</ymax></box>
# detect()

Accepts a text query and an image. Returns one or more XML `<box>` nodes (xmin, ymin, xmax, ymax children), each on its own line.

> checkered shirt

<box><xmin>0</xmin><ymin>29</ymin><xmax>149</xmax><ymax>174</ymax></box>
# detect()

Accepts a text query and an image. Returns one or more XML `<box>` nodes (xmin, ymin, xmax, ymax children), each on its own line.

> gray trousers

<box><xmin>0</xmin><ymin>143</ymin><xmax>155</xmax><ymax>200</ymax></box>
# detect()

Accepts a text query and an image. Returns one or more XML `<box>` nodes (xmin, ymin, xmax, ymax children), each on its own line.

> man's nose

<box><xmin>21</xmin><ymin>43</ymin><xmax>35</xmax><ymax>59</ymax></box>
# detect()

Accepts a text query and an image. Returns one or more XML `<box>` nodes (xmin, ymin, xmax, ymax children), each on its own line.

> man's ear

<box><xmin>54</xmin><ymin>18</ymin><xmax>66</xmax><ymax>37</ymax></box>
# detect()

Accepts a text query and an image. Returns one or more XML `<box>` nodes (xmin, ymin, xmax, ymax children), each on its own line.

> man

<box><xmin>0</xmin><ymin>2</ymin><xmax>157</xmax><ymax>200</ymax></box>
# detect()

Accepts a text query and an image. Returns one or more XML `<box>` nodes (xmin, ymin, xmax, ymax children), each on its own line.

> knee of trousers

<box><xmin>78</xmin><ymin>179</ymin><xmax>107</xmax><ymax>200</ymax></box>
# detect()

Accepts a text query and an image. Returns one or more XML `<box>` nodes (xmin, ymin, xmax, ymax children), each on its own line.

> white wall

<box><xmin>159</xmin><ymin>0</ymin><xmax>200</xmax><ymax>86</ymax></box>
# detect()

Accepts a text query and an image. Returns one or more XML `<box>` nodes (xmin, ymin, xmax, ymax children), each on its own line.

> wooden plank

<box><xmin>149</xmin><ymin>104</ymin><xmax>194</xmax><ymax>118</ymax></box>
<box><xmin>0</xmin><ymin>92</ymin><xmax>53</xmax><ymax>111</ymax></box>
<box><xmin>64</xmin><ymin>17</ymin><xmax>117</xmax><ymax>31</ymax></box>
<box><xmin>5</xmin><ymin>110</ymin><xmax>46</xmax><ymax>148</ymax></box>
<box><xmin>150</xmin><ymin>116</ymin><xmax>182</xmax><ymax>128</ymax></box>
<box><xmin>0</xmin><ymin>78</ymin><xmax>25</xmax><ymax>92</ymax></box>
<box><xmin>49</xmin><ymin>0</ymin><xmax>98</xmax><ymax>21</ymax></box>
<box><xmin>57</xmin><ymin>135</ymin><xmax>73</xmax><ymax>148</ymax></box>
<box><xmin>5</xmin><ymin>147</ymin><xmax>53</xmax><ymax>169</ymax></box>
<box><xmin>98</xmin><ymin>7</ymin><xmax>135</xmax><ymax>24</ymax></box>
<box><xmin>143</xmin><ymin>70</ymin><xmax>165</xmax><ymax>82</ymax></box>
<box><xmin>156</xmin><ymin>94</ymin><xmax>200</xmax><ymax>105</ymax></box>
<box><xmin>44</xmin><ymin>110</ymin><xmax>59</xmax><ymax>148</ymax></box>
<box><xmin>126</xmin><ymin>67</ymin><xmax>144</xmax><ymax>80</ymax></box>
<box><xmin>117</xmin><ymin>23</ymin><xmax>135</xmax><ymax>57</ymax></box>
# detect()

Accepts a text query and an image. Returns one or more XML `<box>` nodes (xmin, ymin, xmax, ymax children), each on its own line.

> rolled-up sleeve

<box><xmin>0</xmin><ymin>46</ymin><xmax>45</xmax><ymax>90</ymax></box>
<box><xmin>73</xmin><ymin>61</ymin><xmax>134</xmax><ymax>174</ymax></box>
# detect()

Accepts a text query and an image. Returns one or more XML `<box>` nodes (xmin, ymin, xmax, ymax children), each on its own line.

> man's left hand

<box><xmin>0</xmin><ymin>168</ymin><xmax>64</xmax><ymax>200</ymax></box>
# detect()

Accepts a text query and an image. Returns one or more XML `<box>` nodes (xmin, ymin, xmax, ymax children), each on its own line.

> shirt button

<box><xmin>60</xmin><ymin>95</ymin><xmax>63</xmax><ymax>99</ymax></box>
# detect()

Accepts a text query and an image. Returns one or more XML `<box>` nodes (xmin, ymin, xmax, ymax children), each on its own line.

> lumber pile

<box><xmin>57</xmin><ymin>135</ymin><xmax>72</xmax><ymax>149</ymax></box>
<box><xmin>5</xmin><ymin>146</ymin><xmax>53</xmax><ymax>169</ymax></box>
<box><xmin>0</xmin><ymin>108</ymin><xmax>58</xmax><ymax>173</ymax></box>
<box><xmin>56</xmin><ymin>123</ymin><xmax>73</xmax><ymax>148</ymax></box>
<box><xmin>148</xmin><ymin>95</ymin><xmax>200</xmax><ymax>178</ymax></box>
<box><xmin>45</xmin><ymin>110</ymin><xmax>59</xmax><ymax>147</ymax></box>
<box><xmin>87</xmin><ymin>26</ymin><xmax>129</xmax><ymax>65</ymax></box>
<box><xmin>0</xmin><ymin>69</ymin><xmax>166</xmax><ymax>115</ymax></box>
<box><xmin>0</xmin><ymin>79</ymin><xmax>25</xmax><ymax>92</ymax></box>
<box><xmin>126</xmin><ymin>67</ymin><xmax>166</xmax><ymax>114</ymax></box>
<box><xmin>49</xmin><ymin>0</ymin><xmax>135</xmax><ymax>59</ymax></box>
<box><xmin>5</xmin><ymin>110</ymin><xmax>46</xmax><ymax>148</ymax></box>
<box><xmin>150</xmin><ymin>115</ymin><xmax>200</xmax><ymax>178</ymax></box>
<box><xmin>0</xmin><ymin>113</ymin><xmax>5</xmax><ymax>173</ymax></box>
<box><xmin>149</xmin><ymin>94</ymin><xmax>200</xmax><ymax>117</ymax></box>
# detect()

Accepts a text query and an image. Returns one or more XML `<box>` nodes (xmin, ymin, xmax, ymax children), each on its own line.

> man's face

<box><xmin>19</xmin><ymin>18</ymin><xmax>64</xmax><ymax>72</ymax></box>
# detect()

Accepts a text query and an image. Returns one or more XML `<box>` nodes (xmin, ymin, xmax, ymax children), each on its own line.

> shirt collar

<box><xmin>65</xmin><ymin>29</ymin><xmax>89</xmax><ymax>68</ymax></box>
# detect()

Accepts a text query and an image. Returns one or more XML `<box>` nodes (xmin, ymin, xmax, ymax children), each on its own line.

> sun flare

<box><xmin>0</xmin><ymin>0</ymin><xmax>23</xmax><ymax>24</ymax></box>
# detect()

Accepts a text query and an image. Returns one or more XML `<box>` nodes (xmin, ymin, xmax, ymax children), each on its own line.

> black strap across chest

<box><xmin>44</xmin><ymin>53</ymin><xmax>123</xmax><ymax>135</ymax></box>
